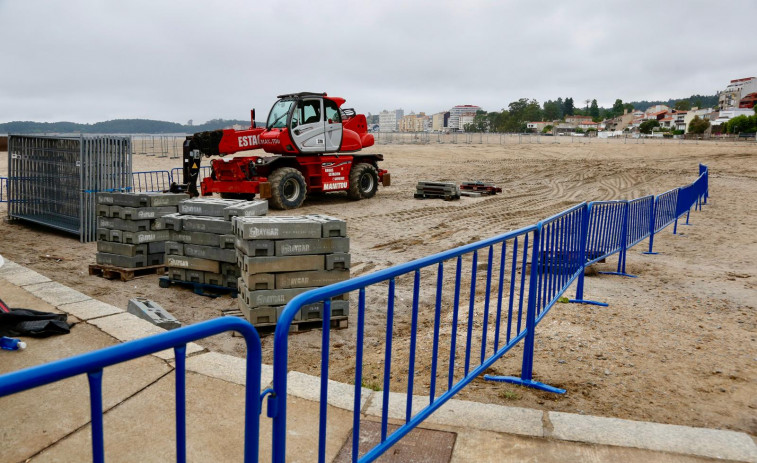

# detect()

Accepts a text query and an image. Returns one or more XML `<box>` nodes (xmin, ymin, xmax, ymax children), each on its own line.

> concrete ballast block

<box><xmin>275</xmin><ymin>269</ymin><xmax>350</xmax><ymax>289</ymax></box>
<box><xmin>127</xmin><ymin>298</ymin><xmax>181</xmax><ymax>330</ymax></box>
<box><xmin>274</xmin><ymin>237</ymin><xmax>350</xmax><ymax>256</ymax></box>
<box><xmin>166</xmin><ymin>255</ymin><xmax>220</xmax><ymax>273</ymax></box>
<box><xmin>239</xmin><ymin>254</ymin><xmax>324</xmax><ymax>274</ymax></box>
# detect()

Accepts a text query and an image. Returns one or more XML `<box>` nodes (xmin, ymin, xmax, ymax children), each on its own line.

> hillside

<box><xmin>0</xmin><ymin>118</ymin><xmax>261</xmax><ymax>135</ymax></box>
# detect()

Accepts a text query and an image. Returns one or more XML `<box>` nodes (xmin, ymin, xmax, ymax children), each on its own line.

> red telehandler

<box><xmin>170</xmin><ymin>92</ymin><xmax>390</xmax><ymax>209</ymax></box>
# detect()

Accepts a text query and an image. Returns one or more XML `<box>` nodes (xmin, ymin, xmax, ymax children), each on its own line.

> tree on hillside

<box><xmin>590</xmin><ymin>99</ymin><xmax>600</xmax><ymax>120</ymax></box>
<box><xmin>639</xmin><ymin>120</ymin><xmax>660</xmax><ymax>134</ymax></box>
<box><xmin>611</xmin><ymin>99</ymin><xmax>624</xmax><ymax>118</ymax></box>
<box><xmin>543</xmin><ymin>100</ymin><xmax>561</xmax><ymax>121</ymax></box>
<box><xmin>688</xmin><ymin>116</ymin><xmax>710</xmax><ymax>134</ymax></box>
<box><xmin>674</xmin><ymin>100</ymin><xmax>692</xmax><ymax>111</ymax></box>
<box><xmin>623</xmin><ymin>103</ymin><xmax>634</xmax><ymax>113</ymax></box>
<box><xmin>563</xmin><ymin>98</ymin><xmax>575</xmax><ymax>116</ymax></box>
<box><xmin>556</xmin><ymin>97</ymin><xmax>564</xmax><ymax>119</ymax></box>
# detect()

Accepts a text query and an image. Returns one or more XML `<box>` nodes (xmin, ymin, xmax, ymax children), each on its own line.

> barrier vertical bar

<box><xmin>447</xmin><ymin>257</ymin><xmax>462</xmax><ymax>391</ymax></box>
<box><xmin>318</xmin><ymin>299</ymin><xmax>331</xmax><ymax>463</ymax></box>
<box><xmin>430</xmin><ymin>263</ymin><xmax>443</xmax><ymax>402</ymax></box>
<box><xmin>406</xmin><ymin>271</ymin><xmax>420</xmax><ymax>422</ymax></box>
<box><xmin>485</xmin><ymin>226</ymin><xmax>565</xmax><ymax>393</ymax></box>
<box><xmin>493</xmin><ymin>242</ymin><xmax>506</xmax><ymax>351</ymax></box>
<box><xmin>351</xmin><ymin>289</ymin><xmax>366</xmax><ymax>463</ymax></box>
<box><xmin>175</xmin><ymin>345</ymin><xmax>187</xmax><ymax>463</ymax></box>
<box><xmin>481</xmin><ymin>247</ymin><xmax>493</xmax><ymax>363</ymax></box>
<box><xmin>645</xmin><ymin>195</ymin><xmax>658</xmax><ymax>255</ymax></box>
<box><xmin>87</xmin><ymin>369</ymin><xmax>105</xmax><ymax>463</ymax></box>
<box><xmin>464</xmin><ymin>251</ymin><xmax>477</xmax><ymax>376</ymax></box>
<box><xmin>381</xmin><ymin>280</ymin><xmax>395</xmax><ymax>443</ymax></box>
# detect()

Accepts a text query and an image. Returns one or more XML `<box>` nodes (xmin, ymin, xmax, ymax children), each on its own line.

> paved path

<box><xmin>1</xmin><ymin>257</ymin><xmax>755</xmax><ymax>462</ymax></box>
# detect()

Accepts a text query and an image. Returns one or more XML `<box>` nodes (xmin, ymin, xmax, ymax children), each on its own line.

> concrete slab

<box><xmin>549</xmin><ymin>411</ymin><xmax>757</xmax><ymax>462</ymax></box>
<box><xmin>0</xmin><ymin>261</ymin><xmax>52</xmax><ymax>286</ymax></box>
<box><xmin>0</xmin><ymin>323</ymin><xmax>171</xmax><ymax>463</ymax></box>
<box><xmin>362</xmin><ymin>390</ymin><xmax>543</xmax><ymax>438</ymax></box>
<box><xmin>426</xmin><ymin>398</ymin><xmax>544</xmax><ymax>438</ymax></box>
<box><xmin>448</xmin><ymin>428</ymin><xmax>733</xmax><ymax>463</ymax></box>
<box><xmin>57</xmin><ymin>298</ymin><xmax>123</xmax><ymax>320</ymax></box>
<box><xmin>287</xmin><ymin>371</ymin><xmax>374</xmax><ymax>412</ymax></box>
<box><xmin>184</xmin><ymin>351</ymin><xmax>273</xmax><ymax>391</ymax></box>
<box><xmin>23</xmin><ymin>281</ymin><xmax>91</xmax><ymax>306</ymax></box>
<box><xmin>88</xmin><ymin>312</ymin><xmax>204</xmax><ymax>360</ymax></box>
<box><xmin>363</xmin><ymin>390</ymin><xmax>430</xmax><ymax>421</ymax></box>
<box><xmin>34</xmin><ymin>373</ymin><xmax>354</xmax><ymax>463</ymax></box>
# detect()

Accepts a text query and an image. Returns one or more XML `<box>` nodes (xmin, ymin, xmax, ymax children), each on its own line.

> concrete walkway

<box><xmin>1</xmin><ymin>257</ymin><xmax>755</xmax><ymax>463</ymax></box>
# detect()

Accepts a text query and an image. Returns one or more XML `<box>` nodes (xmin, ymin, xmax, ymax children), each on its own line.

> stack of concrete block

<box><xmin>233</xmin><ymin>214</ymin><xmax>351</xmax><ymax>325</ymax></box>
<box><xmin>95</xmin><ymin>192</ymin><xmax>188</xmax><ymax>268</ymax></box>
<box><xmin>157</xmin><ymin>197</ymin><xmax>268</xmax><ymax>289</ymax></box>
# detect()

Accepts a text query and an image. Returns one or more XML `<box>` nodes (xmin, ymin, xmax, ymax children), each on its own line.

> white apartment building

<box><xmin>719</xmin><ymin>77</ymin><xmax>757</xmax><ymax>110</ymax></box>
<box><xmin>448</xmin><ymin>105</ymin><xmax>481</xmax><ymax>131</ymax></box>
<box><xmin>379</xmin><ymin>110</ymin><xmax>397</xmax><ymax>133</ymax></box>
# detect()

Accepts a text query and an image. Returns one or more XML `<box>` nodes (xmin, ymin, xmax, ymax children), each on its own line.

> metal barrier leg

<box><xmin>570</xmin><ymin>206</ymin><xmax>609</xmax><ymax>306</ymax></box>
<box><xmin>643</xmin><ymin>200</ymin><xmax>659</xmax><ymax>255</ymax></box>
<box><xmin>484</xmin><ymin>227</ymin><xmax>566</xmax><ymax>394</ymax></box>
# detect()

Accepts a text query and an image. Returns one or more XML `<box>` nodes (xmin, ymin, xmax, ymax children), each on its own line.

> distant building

<box><xmin>448</xmin><ymin>105</ymin><xmax>481</xmax><ymax>131</ymax></box>
<box><xmin>526</xmin><ymin>121</ymin><xmax>549</xmax><ymax>132</ymax></box>
<box><xmin>379</xmin><ymin>110</ymin><xmax>397</xmax><ymax>133</ymax></box>
<box><xmin>399</xmin><ymin>112</ymin><xmax>429</xmax><ymax>132</ymax></box>
<box><xmin>431</xmin><ymin>112</ymin><xmax>449</xmax><ymax>132</ymax></box>
<box><xmin>565</xmin><ymin>115</ymin><xmax>592</xmax><ymax>125</ymax></box>
<box><xmin>739</xmin><ymin>92</ymin><xmax>757</xmax><ymax>109</ymax></box>
<box><xmin>719</xmin><ymin>77</ymin><xmax>757</xmax><ymax>110</ymax></box>
<box><xmin>395</xmin><ymin>109</ymin><xmax>404</xmax><ymax>130</ymax></box>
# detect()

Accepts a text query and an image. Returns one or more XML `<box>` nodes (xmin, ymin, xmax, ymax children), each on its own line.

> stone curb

<box><xmin>1</xmin><ymin>258</ymin><xmax>755</xmax><ymax>462</ymax></box>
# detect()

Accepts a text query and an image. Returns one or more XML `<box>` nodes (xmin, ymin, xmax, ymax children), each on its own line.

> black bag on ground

<box><xmin>0</xmin><ymin>305</ymin><xmax>74</xmax><ymax>337</ymax></box>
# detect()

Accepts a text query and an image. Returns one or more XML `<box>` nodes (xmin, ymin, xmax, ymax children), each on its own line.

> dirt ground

<box><xmin>0</xmin><ymin>139</ymin><xmax>755</xmax><ymax>436</ymax></box>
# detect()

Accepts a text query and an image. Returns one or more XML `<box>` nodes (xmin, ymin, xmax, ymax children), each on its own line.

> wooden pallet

<box><xmin>415</xmin><ymin>181</ymin><xmax>461</xmax><ymax>201</ymax></box>
<box><xmin>89</xmin><ymin>263</ymin><xmax>166</xmax><ymax>281</ymax></box>
<box><xmin>158</xmin><ymin>276</ymin><xmax>238</xmax><ymax>298</ymax></box>
<box><xmin>459</xmin><ymin>182</ymin><xmax>502</xmax><ymax>195</ymax></box>
<box><xmin>252</xmin><ymin>316</ymin><xmax>349</xmax><ymax>335</ymax></box>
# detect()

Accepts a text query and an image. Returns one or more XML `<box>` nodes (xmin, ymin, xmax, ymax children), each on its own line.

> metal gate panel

<box><xmin>8</xmin><ymin>135</ymin><xmax>131</xmax><ymax>242</ymax></box>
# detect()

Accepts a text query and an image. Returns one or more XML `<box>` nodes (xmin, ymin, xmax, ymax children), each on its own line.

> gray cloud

<box><xmin>1</xmin><ymin>0</ymin><xmax>755</xmax><ymax>123</ymax></box>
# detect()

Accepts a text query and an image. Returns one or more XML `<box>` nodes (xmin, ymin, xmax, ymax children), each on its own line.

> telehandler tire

<box><xmin>269</xmin><ymin>167</ymin><xmax>307</xmax><ymax>209</ymax></box>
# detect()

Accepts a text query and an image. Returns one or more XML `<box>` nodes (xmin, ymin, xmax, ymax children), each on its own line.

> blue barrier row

<box><xmin>271</xmin><ymin>165</ymin><xmax>709</xmax><ymax>463</ymax></box>
<box><xmin>129</xmin><ymin>167</ymin><xmax>212</xmax><ymax>193</ymax></box>
<box><xmin>0</xmin><ymin>165</ymin><xmax>709</xmax><ymax>463</ymax></box>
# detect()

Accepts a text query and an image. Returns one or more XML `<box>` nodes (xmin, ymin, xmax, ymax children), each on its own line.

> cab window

<box><xmin>325</xmin><ymin>99</ymin><xmax>341</xmax><ymax>123</ymax></box>
<box><xmin>299</xmin><ymin>99</ymin><xmax>321</xmax><ymax>125</ymax></box>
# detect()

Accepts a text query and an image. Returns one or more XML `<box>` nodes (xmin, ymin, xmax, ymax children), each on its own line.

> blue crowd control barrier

<box><xmin>170</xmin><ymin>166</ymin><xmax>212</xmax><ymax>185</ymax></box>
<box><xmin>272</xmin><ymin>224</ymin><xmax>541</xmax><ymax>463</ymax></box>
<box><xmin>0</xmin><ymin>176</ymin><xmax>7</xmax><ymax>202</ymax></box>
<box><xmin>0</xmin><ymin>317</ymin><xmax>263</xmax><ymax>463</ymax></box>
<box><xmin>131</xmin><ymin>170</ymin><xmax>172</xmax><ymax>193</ymax></box>
<box><xmin>627</xmin><ymin>195</ymin><xmax>654</xmax><ymax>249</ymax></box>
<box><xmin>646</xmin><ymin>187</ymin><xmax>679</xmax><ymax>254</ymax></box>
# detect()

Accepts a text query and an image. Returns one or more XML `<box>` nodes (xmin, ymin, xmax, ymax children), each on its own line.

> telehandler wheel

<box><xmin>347</xmin><ymin>163</ymin><xmax>379</xmax><ymax>200</ymax></box>
<box><xmin>269</xmin><ymin>167</ymin><xmax>307</xmax><ymax>209</ymax></box>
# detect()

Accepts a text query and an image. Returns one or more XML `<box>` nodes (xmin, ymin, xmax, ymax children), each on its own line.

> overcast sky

<box><xmin>1</xmin><ymin>0</ymin><xmax>755</xmax><ymax>124</ymax></box>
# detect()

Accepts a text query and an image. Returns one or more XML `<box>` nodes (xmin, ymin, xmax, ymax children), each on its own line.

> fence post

<box><xmin>570</xmin><ymin>204</ymin><xmax>608</xmax><ymax>306</ymax></box>
<box><xmin>644</xmin><ymin>195</ymin><xmax>658</xmax><ymax>255</ymax></box>
<box><xmin>484</xmin><ymin>226</ymin><xmax>566</xmax><ymax>394</ymax></box>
